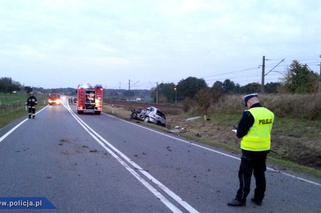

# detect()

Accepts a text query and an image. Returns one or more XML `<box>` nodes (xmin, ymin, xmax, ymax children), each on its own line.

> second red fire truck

<box><xmin>76</xmin><ymin>84</ymin><xmax>104</xmax><ymax>115</ymax></box>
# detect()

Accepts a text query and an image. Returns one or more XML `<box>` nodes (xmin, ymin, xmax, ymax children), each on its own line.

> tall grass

<box><xmin>212</xmin><ymin>94</ymin><xmax>321</xmax><ymax>120</ymax></box>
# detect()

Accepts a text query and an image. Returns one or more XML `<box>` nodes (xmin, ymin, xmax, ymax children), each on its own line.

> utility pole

<box><xmin>174</xmin><ymin>86</ymin><xmax>177</xmax><ymax>105</ymax></box>
<box><xmin>156</xmin><ymin>82</ymin><xmax>159</xmax><ymax>104</ymax></box>
<box><xmin>261</xmin><ymin>56</ymin><xmax>265</xmax><ymax>93</ymax></box>
<box><xmin>319</xmin><ymin>55</ymin><xmax>321</xmax><ymax>93</ymax></box>
<box><xmin>319</xmin><ymin>62</ymin><xmax>321</xmax><ymax>93</ymax></box>
<box><xmin>128</xmin><ymin>80</ymin><xmax>131</xmax><ymax>91</ymax></box>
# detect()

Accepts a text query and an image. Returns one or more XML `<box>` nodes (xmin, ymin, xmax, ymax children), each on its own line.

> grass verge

<box><xmin>0</xmin><ymin>105</ymin><xmax>47</xmax><ymax>129</ymax></box>
<box><xmin>0</xmin><ymin>109</ymin><xmax>27</xmax><ymax>128</ymax></box>
<box><xmin>103</xmin><ymin>104</ymin><xmax>321</xmax><ymax>180</ymax></box>
<box><xmin>0</xmin><ymin>93</ymin><xmax>47</xmax><ymax>129</ymax></box>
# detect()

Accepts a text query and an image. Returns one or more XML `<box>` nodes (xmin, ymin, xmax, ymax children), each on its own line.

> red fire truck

<box><xmin>76</xmin><ymin>84</ymin><xmax>104</xmax><ymax>114</ymax></box>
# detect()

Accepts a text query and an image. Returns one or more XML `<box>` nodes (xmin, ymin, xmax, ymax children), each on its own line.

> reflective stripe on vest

<box><xmin>241</xmin><ymin>107</ymin><xmax>274</xmax><ymax>151</ymax></box>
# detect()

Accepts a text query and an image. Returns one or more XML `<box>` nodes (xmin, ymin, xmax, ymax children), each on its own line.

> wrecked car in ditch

<box><xmin>130</xmin><ymin>106</ymin><xmax>166</xmax><ymax>127</ymax></box>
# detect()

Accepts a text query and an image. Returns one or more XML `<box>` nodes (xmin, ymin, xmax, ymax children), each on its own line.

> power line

<box><xmin>265</xmin><ymin>58</ymin><xmax>286</xmax><ymax>76</ymax></box>
<box><xmin>206</xmin><ymin>76</ymin><xmax>261</xmax><ymax>84</ymax></box>
<box><xmin>203</xmin><ymin>67</ymin><xmax>260</xmax><ymax>79</ymax></box>
<box><xmin>204</xmin><ymin>72</ymin><xmax>259</xmax><ymax>81</ymax></box>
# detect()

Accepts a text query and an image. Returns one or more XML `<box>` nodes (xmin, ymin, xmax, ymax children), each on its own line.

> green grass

<box><xmin>207</xmin><ymin>112</ymin><xmax>321</xmax><ymax>140</ymax></box>
<box><xmin>0</xmin><ymin>93</ymin><xmax>47</xmax><ymax>128</ymax></box>
<box><xmin>103</xmin><ymin>103</ymin><xmax>321</xmax><ymax>179</ymax></box>
<box><xmin>183</xmin><ymin>130</ymin><xmax>321</xmax><ymax>178</ymax></box>
<box><xmin>267</xmin><ymin>156</ymin><xmax>321</xmax><ymax>179</ymax></box>
<box><xmin>0</xmin><ymin>92</ymin><xmax>26</xmax><ymax>104</ymax></box>
<box><xmin>0</xmin><ymin>109</ymin><xmax>27</xmax><ymax>128</ymax></box>
<box><xmin>273</xmin><ymin>117</ymin><xmax>321</xmax><ymax>138</ymax></box>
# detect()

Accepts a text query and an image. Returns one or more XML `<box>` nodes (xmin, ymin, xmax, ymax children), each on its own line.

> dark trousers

<box><xmin>28</xmin><ymin>107</ymin><xmax>36</xmax><ymax>115</ymax></box>
<box><xmin>236</xmin><ymin>150</ymin><xmax>268</xmax><ymax>202</ymax></box>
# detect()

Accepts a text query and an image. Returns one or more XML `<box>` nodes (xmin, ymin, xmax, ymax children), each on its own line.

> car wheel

<box><xmin>131</xmin><ymin>112</ymin><xmax>137</xmax><ymax>119</ymax></box>
<box><xmin>144</xmin><ymin>117</ymin><xmax>149</xmax><ymax>123</ymax></box>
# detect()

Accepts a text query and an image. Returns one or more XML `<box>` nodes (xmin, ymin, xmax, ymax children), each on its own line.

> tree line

<box><xmin>151</xmin><ymin>60</ymin><xmax>320</xmax><ymax>104</ymax></box>
<box><xmin>0</xmin><ymin>77</ymin><xmax>40</xmax><ymax>94</ymax></box>
<box><xmin>0</xmin><ymin>77</ymin><xmax>22</xmax><ymax>93</ymax></box>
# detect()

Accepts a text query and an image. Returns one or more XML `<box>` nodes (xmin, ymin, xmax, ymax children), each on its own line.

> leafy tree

<box><xmin>264</xmin><ymin>82</ymin><xmax>281</xmax><ymax>93</ymax></box>
<box><xmin>240</xmin><ymin>83</ymin><xmax>261</xmax><ymax>93</ymax></box>
<box><xmin>212</xmin><ymin>81</ymin><xmax>224</xmax><ymax>92</ymax></box>
<box><xmin>211</xmin><ymin>81</ymin><xmax>224</xmax><ymax>103</ymax></box>
<box><xmin>222</xmin><ymin>79</ymin><xmax>236</xmax><ymax>93</ymax></box>
<box><xmin>196</xmin><ymin>88</ymin><xmax>212</xmax><ymax>121</ymax></box>
<box><xmin>158</xmin><ymin>83</ymin><xmax>176</xmax><ymax>103</ymax></box>
<box><xmin>0</xmin><ymin>77</ymin><xmax>21</xmax><ymax>93</ymax></box>
<box><xmin>234</xmin><ymin>83</ymin><xmax>241</xmax><ymax>93</ymax></box>
<box><xmin>24</xmin><ymin>86</ymin><xmax>33</xmax><ymax>93</ymax></box>
<box><xmin>212</xmin><ymin>79</ymin><xmax>239</xmax><ymax>94</ymax></box>
<box><xmin>284</xmin><ymin>60</ymin><xmax>319</xmax><ymax>93</ymax></box>
<box><xmin>177</xmin><ymin>77</ymin><xmax>208</xmax><ymax>100</ymax></box>
<box><xmin>150</xmin><ymin>83</ymin><xmax>175</xmax><ymax>103</ymax></box>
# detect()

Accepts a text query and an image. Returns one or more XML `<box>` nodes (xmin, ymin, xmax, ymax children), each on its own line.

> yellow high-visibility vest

<box><xmin>241</xmin><ymin>107</ymin><xmax>274</xmax><ymax>151</ymax></box>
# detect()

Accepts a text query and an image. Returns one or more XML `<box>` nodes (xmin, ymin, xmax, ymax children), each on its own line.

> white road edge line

<box><xmin>0</xmin><ymin>106</ymin><xmax>48</xmax><ymax>143</ymax></box>
<box><xmin>68</xmin><ymin>110</ymin><xmax>182</xmax><ymax>213</ymax></box>
<box><xmin>103</xmin><ymin>112</ymin><xmax>321</xmax><ymax>187</ymax></box>
<box><xmin>64</xmin><ymin>104</ymin><xmax>199</xmax><ymax>213</ymax></box>
<box><xmin>71</xmin><ymin>110</ymin><xmax>198</xmax><ymax>213</ymax></box>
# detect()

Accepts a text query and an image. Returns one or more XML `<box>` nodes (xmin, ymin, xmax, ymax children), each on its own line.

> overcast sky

<box><xmin>1</xmin><ymin>0</ymin><xmax>320</xmax><ymax>89</ymax></box>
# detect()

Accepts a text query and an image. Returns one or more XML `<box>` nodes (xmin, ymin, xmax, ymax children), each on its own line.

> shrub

<box><xmin>182</xmin><ymin>97</ymin><xmax>196</xmax><ymax>113</ymax></box>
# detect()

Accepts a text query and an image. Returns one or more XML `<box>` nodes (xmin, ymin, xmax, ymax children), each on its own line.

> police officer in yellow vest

<box><xmin>228</xmin><ymin>93</ymin><xmax>274</xmax><ymax>207</ymax></box>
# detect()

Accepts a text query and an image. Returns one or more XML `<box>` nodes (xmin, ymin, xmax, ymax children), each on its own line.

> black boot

<box><xmin>251</xmin><ymin>198</ymin><xmax>262</xmax><ymax>206</ymax></box>
<box><xmin>227</xmin><ymin>199</ymin><xmax>246</xmax><ymax>207</ymax></box>
<box><xmin>28</xmin><ymin>114</ymin><xmax>31</xmax><ymax>119</ymax></box>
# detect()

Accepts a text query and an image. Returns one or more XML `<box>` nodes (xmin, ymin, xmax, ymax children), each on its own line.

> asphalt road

<box><xmin>0</xmin><ymin>101</ymin><xmax>320</xmax><ymax>213</ymax></box>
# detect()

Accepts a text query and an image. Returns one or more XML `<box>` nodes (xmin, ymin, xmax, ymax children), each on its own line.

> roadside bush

<box><xmin>263</xmin><ymin>94</ymin><xmax>321</xmax><ymax>120</ymax></box>
<box><xmin>159</xmin><ymin>107</ymin><xmax>182</xmax><ymax>115</ymax></box>
<box><xmin>196</xmin><ymin>89</ymin><xmax>212</xmax><ymax>117</ymax></box>
<box><xmin>183</xmin><ymin>97</ymin><xmax>196</xmax><ymax>112</ymax></box>
<box><xmin>211</xmin><ymin>94</ymin><xmax>243</xmax><ymax>114</ymax></box>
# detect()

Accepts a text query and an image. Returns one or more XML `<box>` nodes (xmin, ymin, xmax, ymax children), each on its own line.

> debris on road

<box><xmin>186</xmin><ymin>116</ymin><xmax>201</xmax><ymax>121</ymax></box>
<box><xmin>169</xmin><ymin>125</ymin><xmax>186</xmax><ymax>133</ymax></box>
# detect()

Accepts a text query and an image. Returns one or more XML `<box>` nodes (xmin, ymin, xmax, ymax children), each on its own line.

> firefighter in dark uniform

<box><xmin>228</xmin><ymin>93</ymin><xmax>274</xmax><ymax>207</ymax></box>
<box><xmin>26</xmin><ymin>92</ymin><xmax>38</xmax><ymax>119</ymax></box>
